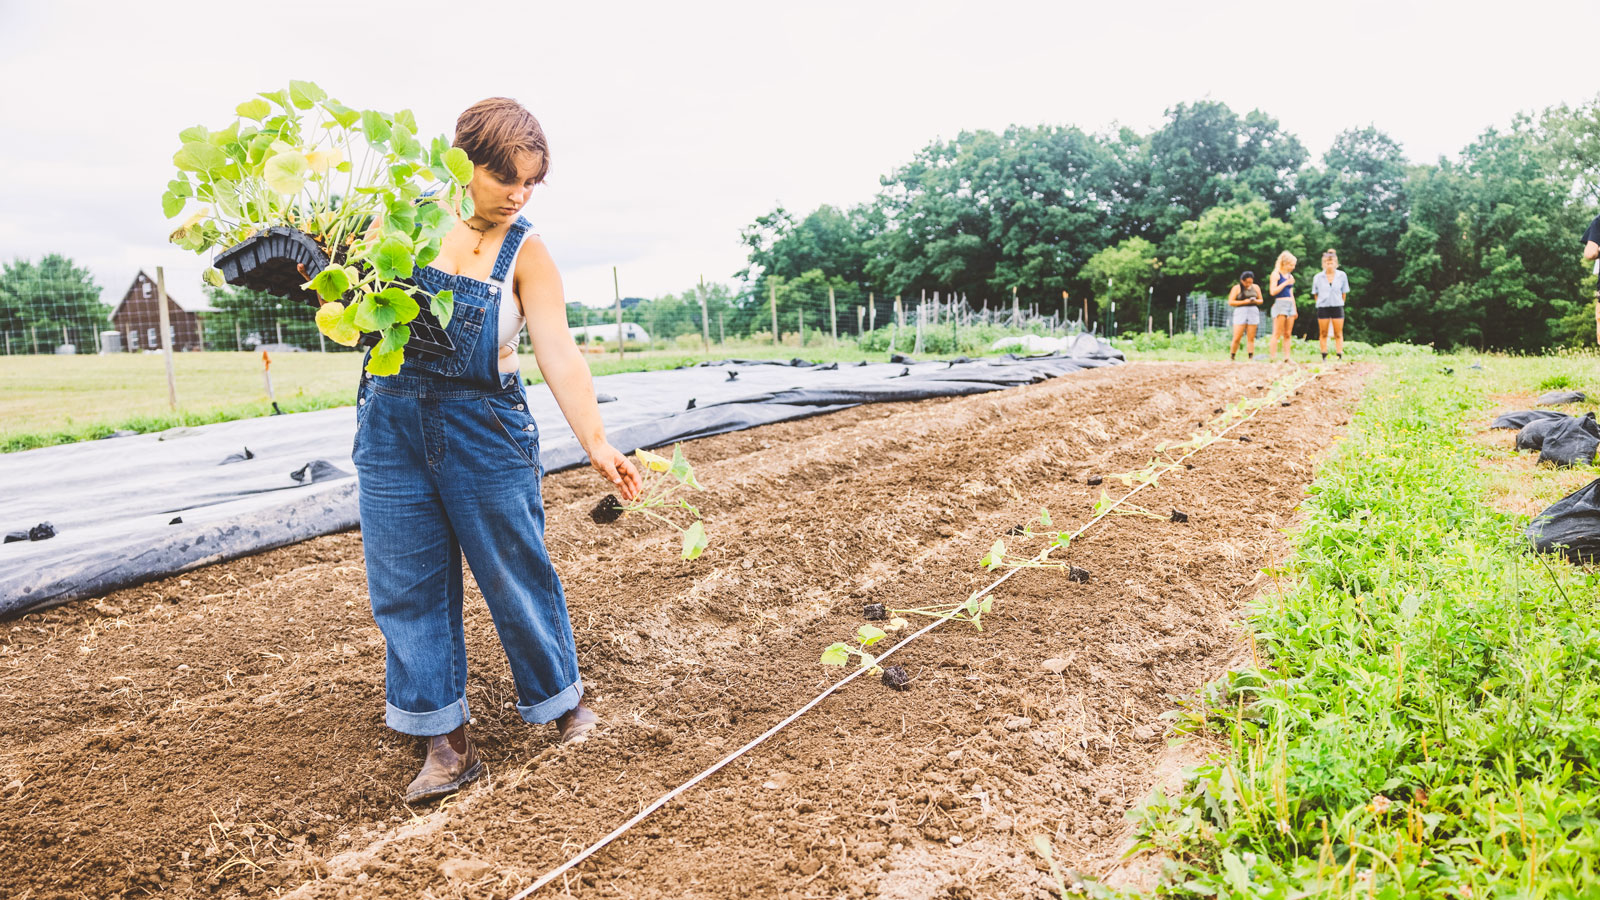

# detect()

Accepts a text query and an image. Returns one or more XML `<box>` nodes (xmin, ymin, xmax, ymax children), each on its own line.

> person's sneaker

<box><xmin>404</xmin><ymin>729</ymin><xmax>483</xmax><ymax>804</ymax></box>
<box><xmin>1321</xmin><ymin>352</ymin><xmax>1328</xmax><ymax>361</ymax></box>
<box><xmin>556</xmin><ymin>702</ymin><xmax>601</xmax><ymax>744</ymax></box>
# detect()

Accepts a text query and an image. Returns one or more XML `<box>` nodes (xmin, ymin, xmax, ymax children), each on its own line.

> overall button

<box><xmin>514</xmin><ymin>403</ymin><xmax>524</xmax><ymax>410</ymax></box>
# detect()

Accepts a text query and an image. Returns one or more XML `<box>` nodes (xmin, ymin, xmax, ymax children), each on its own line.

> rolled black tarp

<box><xmin>1537</xmin><ymin>413</ymin><xmax>1600</xmax><ymax>468</ymax></box>
<box><xmin>1492</xmin><ymin>410</ymin><xmax>1570</xmax><ymax>430</ymax></box>
<box><xmin>1516</xmin><ymin>416</ymin><xmax>1568</xmax><ymax>451</ymax></box>
<box><xmin>1527</xmin><ymin>478</ymin><xmax>1600</xmax><ymax>562</ymax></box>
<box><xmin>1536</xmin><ymin>390</ymin><xmax>1588</xmax><ymax>406</ymax></box>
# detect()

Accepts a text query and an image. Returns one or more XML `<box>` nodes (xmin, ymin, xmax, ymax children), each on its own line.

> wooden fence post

<box><xmin>698</xmin><ymin>274</ymin><xmax>710</xmax><ymax>355</ymax></box>
<box><xmin>770</xmin><ymin>281</ymin><xmax>780</xmax><ymax>346</ymax></box>
<box><xmin>155</xmin><ymin>266</ymin><xmax>178</xmax><ymax>410</ymax></box>
<box><xmin>613</xmin><ymin>265</ymin><xmax>624</xmax><ymax>361</ymax></box>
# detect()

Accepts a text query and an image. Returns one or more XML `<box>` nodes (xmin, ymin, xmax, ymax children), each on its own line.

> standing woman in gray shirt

<box><xmin>1312</xmin><ymin>249</ymin><xmax>1350</xmax><ymax>361</ymax></box>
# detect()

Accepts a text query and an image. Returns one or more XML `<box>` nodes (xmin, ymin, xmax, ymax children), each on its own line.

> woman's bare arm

<box><xmin>516</xmin><ymin>237</ymin><xmax>640</xmax><ymax>500</ymax></box>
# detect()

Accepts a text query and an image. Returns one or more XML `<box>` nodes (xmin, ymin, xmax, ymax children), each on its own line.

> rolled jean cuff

<box><xmin>386</xmin><ymin>697</ymin><xmax>470</xmax><ymax>736</ymax></box>
<box><xmin>517</xmin><ymin>678</ymin><xmax>583</xmax><ymax>725</ymax></box>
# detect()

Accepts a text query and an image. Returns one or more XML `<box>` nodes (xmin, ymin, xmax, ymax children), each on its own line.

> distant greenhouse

<box><xmin>569</xmin><ymin>323</ymin><xmax>649</xmax><ymax>344</ymax></box>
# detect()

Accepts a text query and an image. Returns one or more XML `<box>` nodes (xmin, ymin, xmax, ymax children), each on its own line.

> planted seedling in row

<box><xmin>589</xmin><ymin>444</ymin><xmax>709</xmax><ymax>560</ymax></box>
<box><xmin>819</xmin><ymin>624</ymin><xmax>890</xmax><ymax>672</ymax></box>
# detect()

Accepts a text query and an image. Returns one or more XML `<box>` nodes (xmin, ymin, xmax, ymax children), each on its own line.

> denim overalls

<box><xmin>353</xmin><ymin>216</ymin><xmax>582</xmax><ymax>736</ymax></box>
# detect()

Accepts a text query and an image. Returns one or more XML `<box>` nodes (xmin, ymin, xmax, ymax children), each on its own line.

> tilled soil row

<box><xmin>0</xmin><ymin>362</ymin><xmax>1366</xmax><ymax>900</ymax></box>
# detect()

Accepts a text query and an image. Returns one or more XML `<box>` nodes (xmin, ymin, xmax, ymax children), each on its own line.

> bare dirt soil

<box><xmin>0</xmin><ymin>361</ymin><xmax>1367</xmax><ymax>900</ymax></box>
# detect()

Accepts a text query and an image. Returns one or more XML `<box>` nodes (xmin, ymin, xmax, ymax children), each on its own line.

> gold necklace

<box><xmin>464</xmin><ymin>217</ymin><xmax>492</xmax><ymax>255</ymax></box>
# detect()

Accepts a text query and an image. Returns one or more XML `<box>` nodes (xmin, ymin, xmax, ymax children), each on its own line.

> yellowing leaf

<box><xmin>264</xmin><ymin>151</ymin><xmax>310</xmax><ymax>196</ymax></box>
<box><xmin>856</xmin><ymin>625</ymin><xmax>887</xmax><ymax>647</ymax></box>
<box><xmin>820</xmin><ymin>643</ymin><xmax>850</xmax><ymax>666</ymax></box>
<box><xmin>316</xmin><ymin>301</ymin><xmax>361</xmax><ymax>346</ymax></box>
<box><xmin>305</xmin><ymin>149</ymin><xmax>344</xmax><ymax>174</ymax></box>
<box><xmin>636</xmin><ymin>448</ymin><xmax>671</xmax><ymax>472</ymax></box>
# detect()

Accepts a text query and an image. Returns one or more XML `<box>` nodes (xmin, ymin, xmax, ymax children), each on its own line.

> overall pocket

<box><xmin>482</xmin><ymin>391</ymin><xmax>540</xmax><ymax>470</ymax></box>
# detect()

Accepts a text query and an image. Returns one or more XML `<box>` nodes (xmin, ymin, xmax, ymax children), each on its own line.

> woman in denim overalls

<box><xmin>354</xmin><ymin>98</ymin><xmax>641</xmax><ymax>803</ymax></box>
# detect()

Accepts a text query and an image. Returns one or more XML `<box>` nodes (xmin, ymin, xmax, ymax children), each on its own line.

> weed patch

<box><xmin>1133</xmin><ymin>358</ymin><xmax>1600</xmax><ymax>897</ymax></box>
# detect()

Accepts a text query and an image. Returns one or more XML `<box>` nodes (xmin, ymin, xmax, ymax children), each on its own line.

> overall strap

<box><xmin>490</xmin><ymin>216</ymin><xmax>534</xmax><ymax>285</ymax></box>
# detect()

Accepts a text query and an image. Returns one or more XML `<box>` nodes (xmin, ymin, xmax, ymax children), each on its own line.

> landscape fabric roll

<box><xmin>0</xmin><ymin>342</ymin><xmax>1122</xmax><ymax>616</ymax></box>
<box><xmin>1491</xmin><ymin>409</ymin><xmax>1570</xmax><ymax>430</ymax></box>
<box><xmin>1527</xmin><ymin>477</ymin><xmax>1600</xmax><ymax>562</ymax></box>
<box><xmin>1536</xmin><ymin>412</ymin><xmax>1600</xmax><ymax>468</ymax></box>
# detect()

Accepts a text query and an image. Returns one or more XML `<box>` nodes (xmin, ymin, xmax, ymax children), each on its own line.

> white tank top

<box><xmin>492</xmin><ymin>229</ymin><xmax>533</xmax><ymax>361</ymax></box>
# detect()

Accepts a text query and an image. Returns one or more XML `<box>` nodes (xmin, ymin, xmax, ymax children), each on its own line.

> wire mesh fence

<box><xmin>1177</xmin><ymin>292</ymin><xmax>1230</xmax><ymax>334</ymax></box>
<box><xmin>1</xmin><ymin>254</ymin><xmax>1180</xmax><ymax>446</ymax></box>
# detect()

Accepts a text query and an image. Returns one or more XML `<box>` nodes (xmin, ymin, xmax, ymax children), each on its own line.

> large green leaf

<box><xmin>258</xmin><ymin>89</ymin><xmax>291</xmax><ymax>109</ymax></box>
<box><xmin>321</xmin><ymin>100</ymin><xmax>360</xmax><ymax>128</ymax></box>
<box><xmin>383</xmin><ymin>197</ymin><xmax>416</xmax><ymax>234</ymax></box>
<box><xmin>178</xmin><ymin>125</ymin><xmax>209</xmax><ymax>143</ymax></box>
<box><xmin>365</xmin><ymin>346</ymin><xmax>404</xmax><ymax>376</ymax></box>
<box><xmin>352</xmin><ymin>294</ymin><xmax>397</xmax><ymax>332</ymax></box>
<box><xmin>390</xmin><ymin>124</ymin><xmax>422</xmax><ymax>160</ymax></box>
<box><xmin>681</xmin><ymin>520</ymin><xmax>708</xmax><ymax>560</ymax></box>
<box><xmin>306</xmin><ymin>265</ymin><xmax>353</xmax><ymax>302</ymax></box>
<box><xmin>429</xmin><ymin>289</ymin><xmax>454</xmax><ymax>328</ymax></box>
<box><xmin>374</xmin><ymin>286</ymin><xmax>420</xmax><ymax>324</ymax></box>
<box><xmin>361</xmin><ymin>110</ymin><xmax>391</xmax><ymax>145</ymax></box>
<box><xmin>376</xmin><ymin>323</ymin><xmax>410</xmax><ymax>355</ymax></box>
<box><xmin>288</xmin><ymin>80</ymin><xmax>327</xmax><ymax>109</ymax></box>
<box><xmin>207</xmin><ymin>121</ymin><xmax>239</xmax><ymax>148</ymax></box>
<box><xmin>263</xmin><ymin>151</ymin><xmax>310</xmax><ymax>196</ymax></box>
<box><xmin>417</xmin><ymin>202</ymin><xmax>452</xmax><ymax>241</ymax></box>
<box><xmin>819</xmin><ymin>642</ymin><xmax>850</xmax><ymax>666</ymax></box>
<box><xmin>161</xmin><ymin>192</ymin><xmax>184</xmax><ymax>218</ymax></box>
<box><xmin>443</xmin><ymin>147</ymin><xmax>473</xmax><ymax>185</ymax></box>
<box><xmin>669</xmin><ymin>444</ymin><xmax>701</xmax><ymax>489</ymax></box>
<box><xmin>414</xmin><ymin>239</ymin><xmax>441</xmax><ymax>271</ymax></box>
<box><xmin>173</xmin><ymin>141</ymin><xmax>225</xmax><ymax>173</ymax></box>
<box><xmin>371</xmin><ymin>236</ymin><xmax>414</xmax><ymax>280</ymax></box>
<box><xmin>394</xmin><ymin>109</ymin><xmax>417</xmax><ymax>132</ymax></box>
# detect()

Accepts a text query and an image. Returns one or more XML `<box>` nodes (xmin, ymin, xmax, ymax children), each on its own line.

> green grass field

<box><xmin>0</xmin><ymin>340</ymin><xmax>923</xmax><ymax>452</ymax></box>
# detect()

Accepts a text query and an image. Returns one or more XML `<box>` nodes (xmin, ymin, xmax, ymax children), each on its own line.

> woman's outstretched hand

<box><xmin>589</xmin><ymin>441</ymin><xmax>642</xmax><ymax>502</ymax></box>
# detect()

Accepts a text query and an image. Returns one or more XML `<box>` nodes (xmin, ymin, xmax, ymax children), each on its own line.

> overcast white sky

<box><xmin>0</xmin><ymin>0</ymin><xmax>1593</xmax><ymax>309</ymax></box>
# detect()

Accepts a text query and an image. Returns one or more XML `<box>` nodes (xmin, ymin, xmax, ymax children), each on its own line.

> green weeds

<box><xmin>1132</xmin><ymin>357</ymin><xmax>1600</xmax><ymax>898</ymax></box>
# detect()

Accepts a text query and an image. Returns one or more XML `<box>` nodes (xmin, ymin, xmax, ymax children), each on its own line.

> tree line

<box><xmin>733</xmin><ymin>99</ymin><xmax>1600</xmax><ymax>350</ymax></box>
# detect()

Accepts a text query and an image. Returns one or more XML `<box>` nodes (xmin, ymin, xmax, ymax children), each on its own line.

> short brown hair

<box><xmin>453</xmin><ymin>97</ymin><xmax>550</xmax><ymax>184</ymax></box>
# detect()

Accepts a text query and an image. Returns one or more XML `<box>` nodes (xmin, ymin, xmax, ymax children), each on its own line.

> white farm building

<box><xmin>569</xmin><ymin>323</ymin><xmax>649</xmax><ymax>343</ymax></box>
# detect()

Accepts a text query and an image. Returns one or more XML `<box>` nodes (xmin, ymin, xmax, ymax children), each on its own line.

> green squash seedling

<box><xmin>819</xmin><ymin>624</ymin><xmax>889</xmax><ymax>672</ymax></box>
<box><xmin>591</xmin><ymin>445</ymin><xmax>709</xmax><ymax>560</ymax></box>
<box><xmin>164</xmin><ymin>79</ymin><xmax>474</xmax><ymax>376</ymax></box>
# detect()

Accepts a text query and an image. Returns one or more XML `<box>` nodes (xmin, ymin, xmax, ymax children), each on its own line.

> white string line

<box><xmin>510</xmin><ymin>370</ymin><xmax>1317</xmax><ymax>899</ymax></box>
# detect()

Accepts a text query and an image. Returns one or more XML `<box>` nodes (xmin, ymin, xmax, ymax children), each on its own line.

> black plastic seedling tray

<box><xmin>214</xmin><ymin>227</ymin><xmax>330</xmax><ymax>309</ymax></box>
<box><xmin>355</xmin><ymin>295</ymin><xmax>454</xmax><ymax>362</ymax></box>
<box><xmin>216</xmin><ymin>228</ymin><xmax>454</xmax><ymax>362</ymax></box>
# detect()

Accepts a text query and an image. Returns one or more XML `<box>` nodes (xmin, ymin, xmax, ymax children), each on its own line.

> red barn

<box><xmin>108</xmin><ymin>271</ymin><xmax>209</xmax><ymax>352</ymax></box>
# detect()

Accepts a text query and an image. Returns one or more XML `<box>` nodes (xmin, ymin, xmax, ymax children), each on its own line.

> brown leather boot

<box><xmin>555</xmin><ymin>702</ymin><xmax>600</xmax><ymax>744</ymax></box>
<box><xmin>404</xmin><ymin>725</ymin><xmax>483</xmax><ymax>804</ymax></box>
